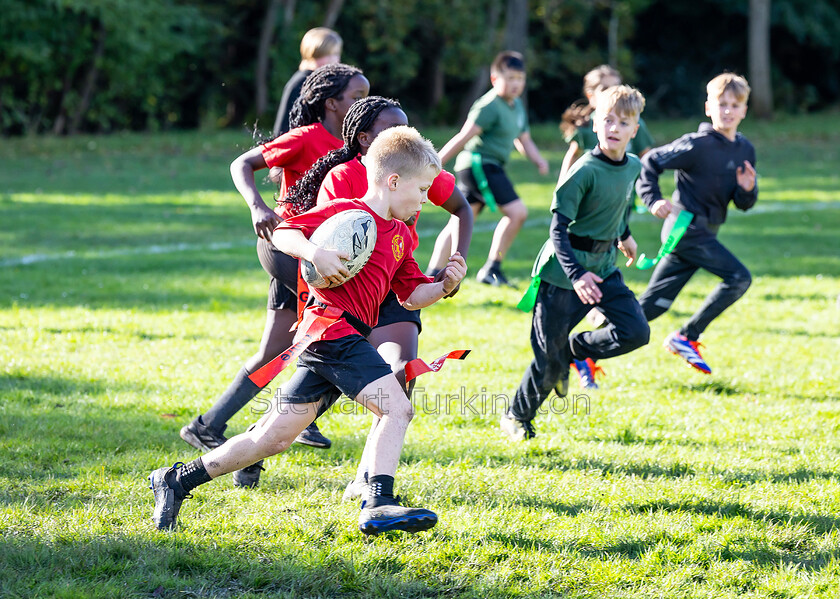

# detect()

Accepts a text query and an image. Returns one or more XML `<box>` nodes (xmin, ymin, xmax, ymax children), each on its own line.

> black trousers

<box><xmin>509</xmin><ymin>271</ymin><xmax>650</xmax><ymax>422</ymax></box>
<box><xmin>638</xmin><ymin>233</ymin><xmax>751</xmax><ymax>341</ymax></box>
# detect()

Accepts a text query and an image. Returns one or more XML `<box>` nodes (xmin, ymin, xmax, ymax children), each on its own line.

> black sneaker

<box><xmin>476</xmin><ymin>266</ymin><xmax>511</xmax><ymax>287</ymax></box>
<box><xmin>232</xmin><ymin>460</ymin><xmax>265</xmax><ymax>488</ymax></box>
<box><xmin>358</xmin><ymin>496</ymin><xmax>438</xmax><ymax>535</ymax></box>
<box><xmin>294</xmin><ymin>422</ymin><xmax>332</xmax><ymax>448</ymax></box>
<box><xmin>180</xmin><ymin>417</ymin><xmax>227</xmax><ymax>452</ymax></box>
<box><xmin>149</xmin><ymin>463</ymin><xmax>190</xmax><ymax>531</ymax></box>
<box><xmin>500</xmin><ymin>412</ymin><xmax>536</xmax><ymax>441</ymax></box>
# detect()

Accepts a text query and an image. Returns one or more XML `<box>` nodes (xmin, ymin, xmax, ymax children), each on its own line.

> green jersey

<box><xmin>535</xmin><ymin>151</ymin><xmax>641</xmax><ymax>289</ymax></box>
<box><xmin>454</xmin><ymin>89</ymin><xmax>528</xmax><ymax>172</ymax></box>
<box><xmin>566</xmin><ymin>117</ymin><xmax>654</xmax><ymax>158</ymax></box>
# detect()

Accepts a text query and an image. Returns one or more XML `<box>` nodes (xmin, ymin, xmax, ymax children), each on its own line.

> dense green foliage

<box><xmin>2</xmin><ymin>0</ymin><xmax>840</xmax><ymax>135</ymax></box>
<box><xmin>1</xmin><ymin>113</ymin><xmax>839</xmax><ymax>597</ymax></box>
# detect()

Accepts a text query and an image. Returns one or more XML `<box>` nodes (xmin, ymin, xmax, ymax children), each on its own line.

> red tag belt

<box><xmin>247</xmin><ymin>305</ymin><xmax>343</xmax><ymax>388</ymax></box>
<box><xmin>404</xmin><ymin>350</ymin><xmax>471</xmax><ymax>389</ymax></box>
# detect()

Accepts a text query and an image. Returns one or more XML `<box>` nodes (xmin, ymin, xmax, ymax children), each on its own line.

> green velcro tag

<box><xmin>517</xmin><ymin>275</ymin><xmax>541</xmax><ymax>312</ymax></box>
<box><xmin>636</xmin><ymin>209</ymin><xmax>694</xmax><ymax>270</ymax></box>
<box><xmin>470</xmin><ymin>153</ymin><xmax>498</xmax><ymax>212</ymax></box>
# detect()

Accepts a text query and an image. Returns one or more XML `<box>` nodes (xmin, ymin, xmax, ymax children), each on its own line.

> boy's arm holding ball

<box><xmin>271</xmin><ymin>228</ymin><xmax>350</xmax><ymax>287</ymax></box>
<box><xmin>403</xmin><ymin>252</ymin><xmax>467</xmax><ymax>310</ymax></box>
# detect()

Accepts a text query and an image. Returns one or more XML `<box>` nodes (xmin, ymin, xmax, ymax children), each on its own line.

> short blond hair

<box><xmin>595</xmin><ymin>84</ymin><xmax>645</xmax><ymax>120</ymax></box>
<box><xmin>300</xmin><ymin>27</ymin><xmax>343</xmax><ymax>61</ymax></box>
<box><xmin>706</xmin><ymin>72</ymin><xmax>751</xmax><ymax>103</ymax></box>
<box><xmin>367</xmin><ymin>126</ymin><xmax>441</xmax><ymax>184</ymax></box>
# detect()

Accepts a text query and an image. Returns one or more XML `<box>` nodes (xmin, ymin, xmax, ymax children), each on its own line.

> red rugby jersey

<box><xmin>317</xmin><ymin>156</ymin><xmax>455</xmax><ymax>250</ymax></box>
<box><xmin>275</xmin><ymin>199</ymin><xmax>432</xmax><ymax>340</ymax></box>
<box><xmin>260</xmin><ymin>123</ymin><xmax>343</xmax><ymax>219</ymax></box>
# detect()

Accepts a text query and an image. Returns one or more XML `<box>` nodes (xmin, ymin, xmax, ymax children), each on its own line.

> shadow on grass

<box><xmin>0</xmin><ymin>533</ymin><xmax>450</xmax><ymax>599</ymax></box>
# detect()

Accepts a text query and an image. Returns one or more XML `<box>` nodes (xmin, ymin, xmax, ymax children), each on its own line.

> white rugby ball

<box><xmin>301</xmin><ymin>209</ymin><xmax>377</xmax><ymax>289</ymax></box>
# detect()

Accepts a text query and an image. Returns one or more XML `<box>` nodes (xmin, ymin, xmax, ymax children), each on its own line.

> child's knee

<box><xmin>729</xmin><ymin>269</ymin><xmax>752</xmax><ymax>295</ymax></box>
<box><xmin>622</xmin><ymin>319</ymin><xmax>651</xmax><ymax>350</ymax></box>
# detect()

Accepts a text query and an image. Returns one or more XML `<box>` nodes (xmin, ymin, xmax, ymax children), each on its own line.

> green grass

<box><xmin>1</xmin><ymin>112</ymin><xmax>840</xmax><ymax>598</ymax></box>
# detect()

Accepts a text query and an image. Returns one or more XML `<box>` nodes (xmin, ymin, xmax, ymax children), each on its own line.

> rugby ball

<box><xmin>301</xmin><ymin>209</ymin><xmax>377</xmax><ymax>289</ymax></box>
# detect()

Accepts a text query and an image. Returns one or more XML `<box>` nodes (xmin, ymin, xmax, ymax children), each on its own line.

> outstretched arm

<box><xmin>438</xmin><ymin>122</ymin><xmax>482</xmax><ymax>166</ymax></box>
<box><xmin>403</xmin><ymin>253</ymin><xmax>467</xmax><ymax>310</ymax></box>
<box><xmin>514</xmin><ymin>131</ymin><xmax>549</xmax><ymax>175</ymax></box>
<box><xmin>230</xmin><ymin>147</ymin><xmax>281</xmax><ymax>240</ymax></box>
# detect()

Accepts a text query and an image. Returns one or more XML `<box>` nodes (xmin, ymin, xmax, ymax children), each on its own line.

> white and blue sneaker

<box><xmin>665</xmin><ymin>332</ymin><xmax>711</xmax><ymax>374</ymax></box>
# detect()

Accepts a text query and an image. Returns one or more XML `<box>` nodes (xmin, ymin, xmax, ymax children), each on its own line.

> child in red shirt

<box><xmin>150</xmin><ymin>126</ymin><xmax>467</xmax><ymax>536</ymax></box>
<box><xmin>178</xmin><ymin>64</ymin><xmax>369</xmax><ymax>477</ymax></box>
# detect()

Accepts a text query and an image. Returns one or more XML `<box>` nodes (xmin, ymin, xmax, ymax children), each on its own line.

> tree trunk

<box><xmin>52</xmin><ymin>72</ymin><xmax>75</xmax><ymax>136</ymax></box>
<box><xmin>460</xmin><ymin>0</ymin><xmax>502</xmax><ymax>120</ymax></box>
<box><xmin>503</xmin><ymin>0</ymin><xmax>528</xmax><ymax>55</ymax></box>
<box><xmin>256</xmin><ymin>0</ymin><xmax>283</xmax><ymax>118</ymax></box>
<box><xmin>69</xmin><ymin>20</ymin><xmax>106</xmax><ymax>135</ymax></box>
<box><xmin>608</xmin><ymin>1</ymin><xmax>619</xmax><ymax>68</ymax></box>
<box><xmin>323</xmin><ymin>0</ymin><xmax>345</xmax><ymax>28</ymax></box>
<box><xmin>749</xmin><ymin>0</ymin><xmax>773</xmax><ymax>119</ymax></box>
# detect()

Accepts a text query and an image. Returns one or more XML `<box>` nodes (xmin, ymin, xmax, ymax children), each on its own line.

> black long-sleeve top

<box><xmin>636</xmin><ymin>123</ymin><xmax>757</xmax><ymax>228</ymax></box>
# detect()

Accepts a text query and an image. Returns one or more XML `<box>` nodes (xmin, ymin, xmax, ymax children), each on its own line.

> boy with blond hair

<box><xmin>636</xmin><ymin>73</ymin><xmax>757</xmax><ymax>375</ymax></box>
<box><xmin>150</xmin><ymin>126</ymin><xmax>467</xmax><ymax>535</ymax></box>
<box><xmin>501</xmin><ymin>86</ymin><xmax>650</xmax><ymax>441</ymax></box>
<box><xmin>273</xmin><ymin>27</ymin><xmax>343</xmax><ymax>136</ymax></box>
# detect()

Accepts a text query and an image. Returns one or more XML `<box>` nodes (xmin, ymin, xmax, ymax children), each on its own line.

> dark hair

<box><xmin>491</xmin><ymin>50</ymin><xmax>525</xmax><ymax>74</ymax></box>
<box><xmin>288</xmin><ymin>63</ymin><xmax>363</xmax><ymax>129</ymax></box>
<box><xmin>560</xmin><ymin>99</ymin><xmax>593</xmax><ymax>138</ymax></box>
<box><xmin>284</xmin><ymin>96</ymin><xmax>403</xmax><ymax>215</ymax></box>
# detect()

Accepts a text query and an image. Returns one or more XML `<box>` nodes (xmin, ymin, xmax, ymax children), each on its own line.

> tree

<box><xmin>749</xmin><ymin>0</ymin><xmax>773</xmax><ymax>118</ymax></box>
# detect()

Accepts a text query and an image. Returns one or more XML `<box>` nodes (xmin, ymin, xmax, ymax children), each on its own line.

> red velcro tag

<box><xmin>404</xmin><ymin>350</ymin><xmax>471</xmax><ymax>388</ymax></box>
<box><xmin>248</xmin><ymin>306</ymin><xmax>343</xmax><ymax>388</ymax></box>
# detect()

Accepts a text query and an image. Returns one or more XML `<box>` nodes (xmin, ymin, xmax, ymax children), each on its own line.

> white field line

<box><xmin>2</xmin><ymin>201</ymin><xmax>837</xmax><ymax>268</ymax></box>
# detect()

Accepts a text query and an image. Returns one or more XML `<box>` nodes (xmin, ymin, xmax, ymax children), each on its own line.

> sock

<box><xmin>201</xmin><ymin>367</ymin><xmax>263</xmax><ymax>431</ymax></box>
<box><xmin>174</xmin><ymin>458</ymin><xmax>212</xmax><ymax>498</ymax></box>
<box><xmin>483</xmin><ymin>259</ymin><xmax>502</xmax><ymax>272</ymax></box>
<box><xmin>366</xmin><ymin>474</ymin><xmax>395</xmax><ymax>507</ymax></box>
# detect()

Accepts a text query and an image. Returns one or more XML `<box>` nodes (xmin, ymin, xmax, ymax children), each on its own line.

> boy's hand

<box><xmin>650</xmin><ymin>199</ymin><xmax>673</xmax><ymax>219</ymax></box>
<box><xmin>536</xmin><ymin>157</ymin><xmax>549</xmax><ymax>176</ymax></box>
<box><xmin>434</xmin><ymin>268</ymin><xmax>460</xmax><ymax>298</ymax></box>
<box><xmin>312</xmin><ymin>247</ymin><xmax>351</xmax><ymax>287</ymax></box>
<box><xmin>736</xmin><ymin>161</ymin><xmax>756</xmax><ymax>192</ymax></box>
<box><xmin>573</xmin><ymin>272</ymin><xmax>603</xmax><ymax>305</ymax></box>
<box><xmin>251</xmin><ymin>204</ymin><xmax>281</xmax><ymax>240</ymax></box>
<box><xmin>618</xmin><ymin>235</ymin><xmax>638</xmax><ymax>266</ymax></box>
<box><xmin>441</xmin><ymin>252</ymin><xmax>467</xmax><ymax>294</ymax></box>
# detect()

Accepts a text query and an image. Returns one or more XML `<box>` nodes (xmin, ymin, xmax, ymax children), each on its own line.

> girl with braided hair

<box><xmin>177</xmin><ymin>64</ymin><xmax>369</xmax><ymax>479</ymax></box>
<box><xmin>287</xmin><ymin>96</ymin><xmax>473</xmax><ymax>500</ymax></box>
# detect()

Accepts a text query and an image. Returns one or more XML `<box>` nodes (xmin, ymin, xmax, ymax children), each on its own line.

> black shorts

<box><xmin>257</xmin><ymin>238</ymin><xmax>299</xmax><ymax>311</ymax></box>
<box><xmin>375</xmin><ymin>291</ymin><xmax>422</xmax><ymax>332</ymax></box>
<box><xmin>279</xmin><ymin>335</ymin><xmax>394</xmax><ymax>406</ymax></box>
<box><xmin>456</xmin><ymin>163</ymin><xmax>519</xmax><ymax>209</ymax></box>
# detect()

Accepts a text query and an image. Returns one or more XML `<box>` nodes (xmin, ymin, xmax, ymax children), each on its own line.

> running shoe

<box><xmin>500</xmin><ymin>412</ymin><xmax>536</xmax><ymax>441</ymax></box>
<box><xmin>149</xmin><ymin>463</ymin><xmax>189</xmax><ymax>531</ymax></box>
<box><xmin>664</xmin><ymin>332</ymin><xmax>711</xmax><ymax>374</ymax></box>
<box><xmin>572</xmin><ymin>358</ymin><xmax>604</xmax><ymax>390</ymax></box>
<box><xmin>358</xmin><ymin>497</ymin><xmax>437</xmax><ymax>535</ymax></box>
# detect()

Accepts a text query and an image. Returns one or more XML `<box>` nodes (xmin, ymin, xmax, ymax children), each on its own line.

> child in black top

<box><xmin>636</xmin><ymin>73</ymin><xmax>757</xmax><ymax>375</ymax></box>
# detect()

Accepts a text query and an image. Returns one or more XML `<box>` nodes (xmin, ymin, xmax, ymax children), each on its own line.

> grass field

<box><xmin>1</xmin><ymin>111</ymin><xmax>839</xmax><ymax>598</ymax></box>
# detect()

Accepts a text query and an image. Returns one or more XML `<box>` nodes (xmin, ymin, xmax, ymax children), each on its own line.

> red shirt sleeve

<box><xmin>428</xmin><ymin>169</ymin><xmax>456</xmax><ymax>207</ymax></box>
<box><xmin>391</xmin><ymin>225</ymin><xmax>433</xmax><ymax>303</ymax></box>
<box><xmin>260</xmin><ymin>129</ymin><xmax>304</xmax><ymax>170</ymax></box>
<box><xmin>318</xmin><ymin>159</ymin><xmax>367</xmax><ymax>206</ymax></box>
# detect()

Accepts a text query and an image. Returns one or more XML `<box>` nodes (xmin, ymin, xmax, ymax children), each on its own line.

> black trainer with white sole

<box><xmin>358</xmin><ymin>497</ymin><xmax>437</xmax><ymax>535</ymax></box>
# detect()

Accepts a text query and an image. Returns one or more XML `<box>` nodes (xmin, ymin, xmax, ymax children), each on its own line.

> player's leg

<box><xmin>678</xmin><ymin>238</ymin><xmax>751</xmax><ymax>341</ymax></box>
<box><xmin>475</xmin><ymin>166</ymin><xmax>524</xmax><ymax>286</ymax></box>
<box><xmin>344</xmin><ymin>298</ymin><xmax>420</xmax><ymax>499</ymax></box>
<box><xmin>570</xmin><ymin>271</ymin><xmax>650</xmax><ymax>363</ymax></box>
<box><xmin>353</xmin><ymin>372</ymin><xmax>437</xmax><ymax>534</ymax></box>
<box><xmin>150</xmin><ymin>367</ymin><xmax>331</xmax><ymax>530</ymax></box>
<box><xmin>503</xmin><ymin>282</ymin><xmax>588</xmax><ymax>440</ymax></box>
<box><xmin>180</xmin><ymin>286</ymin><xmax>296</xmax><ymax>452</ymax></box>
<box><xmin>637</xmin><ymin>252</ymin><xmax>698</xmax><ymax>323</ymax></box>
